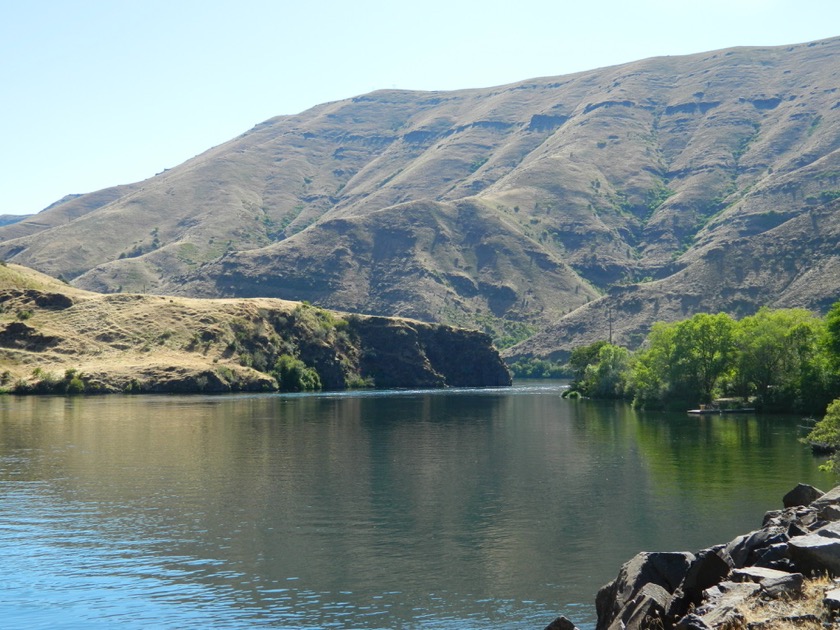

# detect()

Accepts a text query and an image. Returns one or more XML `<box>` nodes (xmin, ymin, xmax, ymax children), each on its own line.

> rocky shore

<box><xmin>546</xmin><ymin>483</ymin><xmax>840</xmax><ymax>630</ymax></box>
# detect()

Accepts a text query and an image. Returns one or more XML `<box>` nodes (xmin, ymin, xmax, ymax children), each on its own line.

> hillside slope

<box><xmin>0</xmin><ymin>264</ymin><xmax>510</xmax><ymax>393</ymax></box>
<box><xmin>2</xmin><ymin>37</ymin><xmax>839</xmax><ymax>352</ymax></box>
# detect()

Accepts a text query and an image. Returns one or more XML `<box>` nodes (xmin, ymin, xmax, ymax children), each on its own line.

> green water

<box><xmin>0</xmin><ymin>383</ymin><xmax>832</xmax><ymax>628</ymax></box>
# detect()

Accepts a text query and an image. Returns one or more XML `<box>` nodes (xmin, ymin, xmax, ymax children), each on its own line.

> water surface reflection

<box><xmin>0</xmin><ymin>386</ymin><xmax>831</xmax><ymax>628</ymax></box>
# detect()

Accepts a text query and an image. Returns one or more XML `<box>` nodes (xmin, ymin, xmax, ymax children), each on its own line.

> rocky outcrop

<box><xmin>0</xmin><ymin>264</ymin><xmax>511</xmax><ymax>394</ymax></box>
<box><xmin>348</xmin><ymin>316</ymin><xmax>512</xmax><ymax>389</ymax></box>
<box><xmin>565</xmin><ymin>484</ymin><xmax>840</xmax><ymax>630</ymax></box>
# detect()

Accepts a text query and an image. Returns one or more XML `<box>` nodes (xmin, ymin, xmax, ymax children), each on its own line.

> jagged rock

<box><xmin>821</xmin><ymin>505</ymin><xmax>840</xmax><ymax>522</ymax></box>
<box><xmin>607</xmin><ymin>583</ymin><xmax>671</xmax><ymax>630</ymax></box>
<box><xmin>666</xmin><ymin>547</ymin><xmax>732</xmax><ymax>619</ymax></box>
<box><xmin>675</xmin><ymin>613</ymin><xmax>712</xmax><ymax>630</ymax></box>
<box><xmin>543</xmin><ymin>615</ymin><xmax>579</xmax><ymax>630</ymax></box>
<box><xmin>761</xmin><ymin>572</ymin><xmax>804</xmax><ymax>598</ymax></box>
<box><xmin>730</xmin><ymin>567</ymin><xmax>804</xmax><ymax>598</ymax></box>
<box><xmin>811</xmin><ymin>487</ymin><xmax>840</xmax><ymax>519</ymax></box>
<box><xmin>731</xmin><ymin>566</ymin><xmax>792</xmax><ymax>583</ymax></box>
<box><xmin>752</xmin><ymin>543</ymin><xmax>794</xmax><ymax>572</ymax></box>
<box><xmin>783</xmin><ymin>483</ymin><xmax>824</xmax><ymax>508</ymax></box>
<box><xmin>724</xmin><ymin>526</ymin><xmax>788</xmax><ymax>568</ymax></box>
<box><xmin>697</xmin><ymin>581</ymin><xmax>760</xmax><ymax>629</ymax></box>
<box><xmin>762</xmin><ymin>506</ymin><xmax>819</xmax><ymax>532</ymax></box>
<box><xmin>595</xmin><ymin>551</ymin><xmax>694</xmax><ymax>630</ymax></box>
<box><xmin>788</xmin><ymin>522</ymin><xmax>840</xmax><ymax>574</ymax></box>
<box><xmin>823</xmin><ymin>588</ymin><xmax>840</xmax><ymax>611</ymax></box>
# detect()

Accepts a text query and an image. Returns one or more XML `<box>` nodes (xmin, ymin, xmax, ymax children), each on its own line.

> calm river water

<box><xmin>0</xmin><ymin>383</ymin><xmax>833</xmax><ymax>629</ymax></box>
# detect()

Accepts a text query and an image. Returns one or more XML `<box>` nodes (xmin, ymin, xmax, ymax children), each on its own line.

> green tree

<box><xmin>569</xmin><ymin>340</ymin><xmax>608</xmax><ymax>384</ymax></box>
<box><xmin>732</xmin><ymin>307</ymin><xmax>824</xmax><ymax>409</ymax></box>
<box><xmin>581</xmin><ymin>344</ymin><xmax>630</xmax><ymax>398</ymax></box>
<box><xmin>827</xmin><ymin>301</ymin><xmax>840</xmax><ymax>371</ymax></box>
<box><xmin>628</xmin><ymin>313</ymin><xmax>736</xmax><ymax>408</ymax></box>
<box><xmin>673</xmin><ymin>312</ymin><xmax>736</xmax><ymax>403</ymax></box>
<box><xmin>628</xmin><ymin>321</ymin><xmax>678</xmax><ymax>408</ymax></box>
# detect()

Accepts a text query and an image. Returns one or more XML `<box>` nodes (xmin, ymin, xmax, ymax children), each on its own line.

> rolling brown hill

<box><xmin>0</xmin><ymin>264</ymin><xmax>510</xmax><ymax>392</ymax></box>
<box><xmin>2</xmin><ymin>37</ymin><xmax>839</xmax><ymax>356</ymax></box>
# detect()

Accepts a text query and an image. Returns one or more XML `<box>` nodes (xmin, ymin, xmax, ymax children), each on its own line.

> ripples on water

<box><xmin>0</xmin><ymin>384</ymin><xmax>832</xmax><ymax>629</ymax></box>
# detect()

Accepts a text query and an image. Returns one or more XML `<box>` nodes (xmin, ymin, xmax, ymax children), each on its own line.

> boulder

<box><xmin>810</xmin><ymin>486</ymin><xmax>840</xmax><ymax>519</ymax></box>
<box><xmin>607</xmin><ymin>583</ymin><xmax>671</xmax><ymax>630</ymax></box>
<box><xmin>697</xmin><ymin>581</ymin><xmax>761</xmax><ymax>629</ymax></box>
<box><xmin>666</xmin><ymin>547</ymin><xmax>732</xmax><ymax>620</ymax></box>
<box><xmin>724</xmin><ymin>526</ymin><xmax>787</xmax><ymax>568</ymax></box>
<box><xmin>788</xmin><ymin>522</ymin><xmax>840</xmax><ymax>574</ymax></box>
<box><xmin>752</xmin><ymin>543</ymin><xmax>794</xmax><ymax>572</ymax></box>
<box><xmin>761</xmin><ymin>572</ymin><xmax>804</xmax><ymax>598</ymax></box>
<box><xmin>823</xmin><ymin>587</ymin><xmax>840</xmax><ymax>612</ymax></box>
<box><xmin>595</xmin><ymin>551</ymin><xmax>694</xmax><ymax>630</ymax></box>
<box><xmin>544</xmin><ymin>616</ymin><xmax>579</xmax><ymax>630</ymax></box>
<box><xmin>729</xmin><ymin>566</ymin><xmax>804</xmax><ymax>598</ymax></box>
<box><xmin>675</xmin><ymin>613</ymin><xmax>712</xmax><ymax>630</ymax></box>
<box><xmin>783</xmin><ymin>483</ymin><xmax>824</xmax><ymax>508</ymax></box>
<box><xmin>730</xmin><ymin>566</ymin><xmax>792</xmax><ymax>583</ymax></box>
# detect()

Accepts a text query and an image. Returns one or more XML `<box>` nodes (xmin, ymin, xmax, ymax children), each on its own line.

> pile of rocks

<box><xmin>546</xmin><ymin>484</ymin><xmax>840</xmax><ymax>630</ymax></box>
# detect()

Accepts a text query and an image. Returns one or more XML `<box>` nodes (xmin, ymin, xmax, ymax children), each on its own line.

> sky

<box><xmin>2</xmin><ymin>0</ymin><xmax>839</xmax><ymax>217</ymax></box>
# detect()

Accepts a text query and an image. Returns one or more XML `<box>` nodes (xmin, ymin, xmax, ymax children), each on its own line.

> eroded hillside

<box><xmin>2</xmin><ymin>37</ymin><xmax>839</xmax><ymax>354</ymax></box>
<box><xmin>0</xmin><ymin>264</ymin><xmax>510</xmax><ymax>393</ymax></box>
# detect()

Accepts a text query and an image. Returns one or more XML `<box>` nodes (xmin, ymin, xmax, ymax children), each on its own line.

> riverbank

<box><xmin>547</xmin><ymin>483</ymin><xmax>840</xmax><ymax>630</ymax></box>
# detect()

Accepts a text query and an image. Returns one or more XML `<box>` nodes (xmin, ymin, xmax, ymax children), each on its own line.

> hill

<box><xmin>2</xmin><ymin>37</ymin><xmax>839</xmax><ymax>355</ymax></box>
<box><xmin>0</xmin><ymin>264</ymin><xmax>510</xmax><ymax>393</ymax></box>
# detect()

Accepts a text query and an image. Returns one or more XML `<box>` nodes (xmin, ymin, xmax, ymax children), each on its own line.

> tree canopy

<box><xmin>566</xmin><ymin>304</ymin><xmax>840</xmax><ymax>415</ymax></box>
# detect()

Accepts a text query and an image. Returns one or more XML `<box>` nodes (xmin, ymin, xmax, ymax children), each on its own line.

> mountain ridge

<box><xmin>2</xmin><ymin>36</ymin><xmax>839</xmax><ymax>356</ymax></box>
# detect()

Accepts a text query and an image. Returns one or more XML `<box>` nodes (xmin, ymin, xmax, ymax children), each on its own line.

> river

<box><xmin>0</xmin><ymin>383</ymin><xmax>832</xmax><ymax>629</ymax></box>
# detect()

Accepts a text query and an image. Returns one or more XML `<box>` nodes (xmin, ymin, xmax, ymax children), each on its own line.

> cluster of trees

<box><xmin>568</xmin><ymin>303</ymin><xmax>840</xmax><ymax>415</ymax></box>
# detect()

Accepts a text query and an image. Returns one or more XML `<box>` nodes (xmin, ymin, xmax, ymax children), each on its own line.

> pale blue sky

<box><xmin>2</xmin><ymin>0</ymin><xmax>839</xmax><ymax>216</ymax></box>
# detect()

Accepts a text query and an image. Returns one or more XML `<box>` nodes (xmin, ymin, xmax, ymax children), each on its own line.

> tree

<box><xmin>581</xmin><ymin>344</ymin><xmax>630</xmax><ymax>398</ymax></box>
<box><xmin>672</xmin><ymin>312</ymin><xmax>736</xmax><ymax>403</ymax></box>
<box><xmin>627</xmin><ymin>321</ymin><xmax>678</xmax><ymax>408</ymax></box>
<box><xmin>627</xmin><ymin>313</ymin><xmax>736</xmax><ymax>408</ymax></box>
<box><xmin>732</xmin><ymin>307</ymin><xmax>824</xmax><ymax>409</ymax></box>
<box><xmin>827</xmin><ymin>301</ymin><xmax>840</xmax><ymax>371</ymax></box>
<box><xmin>569</xmin><ymin>340</ymin><xmax>608</xmax><ymax>385</ymax></box>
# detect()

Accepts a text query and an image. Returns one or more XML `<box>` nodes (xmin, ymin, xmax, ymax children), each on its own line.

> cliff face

<box><xmin>350</xmin><ymin>316</ymin><xmax>512</xmax><ymax>388</ymax></box>
<box><xmin>0</xmin><ymin>264</ymin><xmax>509</xmax><ymax>394</ymax></box>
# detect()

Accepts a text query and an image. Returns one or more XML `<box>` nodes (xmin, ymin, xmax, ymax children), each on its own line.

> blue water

<box><xmin>0</xmin><ymin>383</ymin><xmax>832</xmax><ymax>628</ymax></box>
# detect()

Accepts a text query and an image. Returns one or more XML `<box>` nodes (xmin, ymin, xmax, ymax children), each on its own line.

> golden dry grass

<box><xmin>0</xmin><ymin>264</ymin><xmax>303</xmax><ymax>390</ymax></box>
<box><xmin>732</xmin><ymin>575</ymin><xmax>835</xmax><ymax>630</ymax></box>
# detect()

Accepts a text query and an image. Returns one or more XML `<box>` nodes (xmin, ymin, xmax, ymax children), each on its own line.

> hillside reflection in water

<box><xmin>0</xmin><ymin>384</ymin><xmax>831</xmax><ymax>629</ymax></box>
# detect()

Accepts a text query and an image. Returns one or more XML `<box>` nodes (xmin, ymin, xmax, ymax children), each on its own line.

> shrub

<box><xmin>272</xmin><ymin>355</ymin><xmax>321</xmax><ymax>392</ymax></box>
<box><xmin>805</xmin><ymin>398</ymin><xmax>840</xmax><ymax>471</ymax></box>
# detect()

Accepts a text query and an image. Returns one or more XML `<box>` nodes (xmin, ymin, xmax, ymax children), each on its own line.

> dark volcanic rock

<box><xmin>544</xmin><ymin>615</ymin><xmax>580</xmax><ymax>630</ymax></box>
<box><xmin>349</xmin><ymin>316</ymin><xmax>511</xmax><ymax>388</ymax></box>
<box><xmin>595</xmin><ymin>551</ymin><xmax>694</xmax><ymax>630</ymax></box>
<box><xmin>585</xmin><ymin>483</ymin><xmax>840</xmax><ymax>630</ymax></box>
<box><xmin>783</xmin><ymin>483</ymin><xmax>825</xmax><ymax>508</ymax></box>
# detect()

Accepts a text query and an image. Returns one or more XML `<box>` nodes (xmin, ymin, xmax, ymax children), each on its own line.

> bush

<box><xmin>805</xmin><ymin>398</ymin><xmax>840</xmax><ymax>471</ymax></box>
<box><xmin>272</xmin><ymin>355</ymin><xmax>321</xmax><ymax>392</ymax></box>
